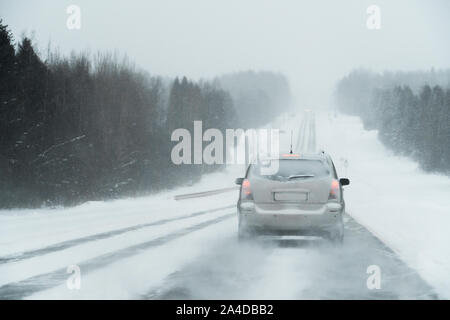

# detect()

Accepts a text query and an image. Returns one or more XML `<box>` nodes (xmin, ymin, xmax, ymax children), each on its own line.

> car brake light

<box><xmin>328</xmin><ymin>179</ymin><xmax>340</xmax><ymax>201</ymax></box>
<box><xmin>241</xmin><ymin>179</ymin><xmax>254</xmax><ymax>200</ymax></box>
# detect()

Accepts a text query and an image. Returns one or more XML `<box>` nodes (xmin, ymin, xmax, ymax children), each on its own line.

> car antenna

<box><xmin>290</xmin><ymin>130</ymin><xmax>293</xmax><ymax>154</ymax></box>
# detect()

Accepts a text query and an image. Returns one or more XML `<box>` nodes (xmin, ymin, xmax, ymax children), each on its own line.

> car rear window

<box><xmin>248</xmin><ymin>159</ymin><xmax>330</xmax><ymax>181</ymax></box>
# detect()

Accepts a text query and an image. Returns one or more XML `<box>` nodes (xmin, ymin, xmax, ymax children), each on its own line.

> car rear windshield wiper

<box><xmin>288</xmin><ymin>174</ymin><xmax>315</xmax><ymax>180</ymax></box>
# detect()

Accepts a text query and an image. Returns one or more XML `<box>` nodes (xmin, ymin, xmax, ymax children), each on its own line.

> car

<box><xmin>235</xmin><ymin>151</ymin><xmax>349</xmax><ymax>243</ymax></box>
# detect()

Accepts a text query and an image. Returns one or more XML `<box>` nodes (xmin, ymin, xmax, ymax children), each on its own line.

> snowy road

<box><xmin>0</xmin><ymin>110</ymin><xmax>446</xmax><ymax>299</ymax></box>
<box><xmin>144</xmin><ymin>216</ymin><xmax>436</xmax><ymax>300</ymax></box>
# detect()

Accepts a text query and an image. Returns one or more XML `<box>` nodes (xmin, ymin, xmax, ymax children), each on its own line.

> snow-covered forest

<box><xmin>0</xmin><ymin>21</ymin><xmax>292</xmax><ymax>208</ymax></box>
<box><xmin>335</xmin><ymin>69</ymin><xmax>450</xmax><ymax>174</ymax></box>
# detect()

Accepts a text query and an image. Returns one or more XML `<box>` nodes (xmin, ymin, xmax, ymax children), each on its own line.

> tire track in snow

<box><xmin>307</xmin><ymin>112</ymin><xmax>316</xmax><ymax>152</ymax></box>
<box><xmin>296</xmin><ymin>111</ymin><xmax>313</xmax><ymax>153</ymax></box>
<box><xmin>295</xmin><ymin>113</ymin><xmax>307</xmax><ymax>152</ymax></box>
<box><xmin>0</xmin><ymin>212</ymin><xmax>235</xmax><ymax>299</ymax></box>
<box><xmin>0</xmin><ymin>205</ymin><xmax>234</xmax><ymax>265</ymax></box>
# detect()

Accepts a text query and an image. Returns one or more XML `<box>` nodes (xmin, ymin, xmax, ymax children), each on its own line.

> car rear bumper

<box><xmin>238</xmin><ymin>202</ymin><xmax>344</xmax><ymax>236</ymax></box>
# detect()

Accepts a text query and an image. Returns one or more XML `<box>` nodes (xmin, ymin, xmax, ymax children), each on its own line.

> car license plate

<box><xmin>274</xmin><ymin>192</ymin><xmax>307</xmax><ymax>202</ymax></box>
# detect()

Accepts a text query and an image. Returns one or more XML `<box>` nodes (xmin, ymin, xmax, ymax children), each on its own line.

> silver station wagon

<box><xmin>235</xmin><ymin>152</ymin><xmax>350</xmax><ymax>243</ymax></box>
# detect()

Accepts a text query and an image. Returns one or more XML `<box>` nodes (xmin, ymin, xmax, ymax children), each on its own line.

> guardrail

<box><xmin>174</xmin><ymin>186</ymin><xmax>239</xmax><ymax>200</ymax></box>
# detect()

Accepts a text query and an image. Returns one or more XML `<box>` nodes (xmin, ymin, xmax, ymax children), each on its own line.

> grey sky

<box><xmin>1</xmin><ymin>0</ymin><xmax>449</xmax><ymax>107</ymax></box>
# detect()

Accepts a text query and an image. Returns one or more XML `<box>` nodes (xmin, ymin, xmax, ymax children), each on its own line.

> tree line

<box><xmin>0</xmin><ymin>20</ymin><xmax>292</xmax><ymax>208</ymax></box>
<box><xmin>335</xmin><ymin>69</ymin><xmax>450</xmax><ymax>174</ymax></box>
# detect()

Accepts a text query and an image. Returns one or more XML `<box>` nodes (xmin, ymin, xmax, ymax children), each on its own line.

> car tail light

<box><xmin>241</xmin><ymin>179</ymin><xmax>254</xmax><ymax>200</ymax></box>
<box><xmin>328</xmin><ymin>179</ymin><xmax>340</xmax><ymax>201</ymax></box>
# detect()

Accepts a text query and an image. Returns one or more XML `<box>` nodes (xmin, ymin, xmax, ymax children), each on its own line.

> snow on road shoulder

<box><xmin>315</xmin><ymin>111</ymin><xmax>450</xmax><ymax>298</ymax></box>
<box><xmin>27</xmin><ymin>216</ymin><xmax>237</xmax><ymax>299</ymax></box>
<box><xmin>0</xmin><ymin>169</ymin><xmax>240</xmax><ymax>258</ymax></box>
<box><xmin>0</xmin><ymin>207</ymin><xmax>234</xmax><ymax>288</ymax></box>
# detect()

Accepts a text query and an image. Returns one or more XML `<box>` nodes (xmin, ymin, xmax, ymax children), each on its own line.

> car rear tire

<box><xmin>331</xmin><ymin>233</ymin><xmax>344</xmax><ymax>245</ymax></box>
<box><xmin>328</xmin><ymin>222</ymin><xmax>344</xmax><ymax>246</ymax></box>
<box><xmin>238</xmin><ymin>216</ymin><xmax>253</xmax><ymax>242</ymax></box>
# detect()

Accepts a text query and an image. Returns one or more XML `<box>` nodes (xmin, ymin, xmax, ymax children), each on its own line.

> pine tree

<box><xmin>0</xmin><ymin>20</ymin><xmax>18</xmax><ymax>206</ymax></box>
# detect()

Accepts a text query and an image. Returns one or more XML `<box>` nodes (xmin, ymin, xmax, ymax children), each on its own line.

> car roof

<box><xmin>246</xmin><ymin>152</ymin><xmax>333</xmax><ymax>174</ymax></box>
<box><xmin>259</xmin><ymin>152</ymin><xmax>328</xmax><ymax>161</ymax></box>
<box><xmin>280</xmin><ymin>153</ymin><xmax>324</xmax><ymax>160</ymax></box>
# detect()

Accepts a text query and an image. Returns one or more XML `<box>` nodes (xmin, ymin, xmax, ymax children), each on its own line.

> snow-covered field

<box><xmin>0</xmin><ymin>110</ymin><xmax>449</xmax><ymax>299</ymax></box>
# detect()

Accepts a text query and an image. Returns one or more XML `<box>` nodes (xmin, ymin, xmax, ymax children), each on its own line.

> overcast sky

<box><xmin>1</xmin><ymin>0</ymin><xmax>449</xmax><ymax>107</ymax></box>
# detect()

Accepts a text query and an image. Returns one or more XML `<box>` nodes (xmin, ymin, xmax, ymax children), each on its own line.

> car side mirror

<box><xmin>235</xmin><ymin>178</ymin><xmax>244</xmax><ymax>185</ymax></box>
<box><xmin>339</xmin><ymin>178</ymin><xmax>350</xmax><ymax>186</ymax></box>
